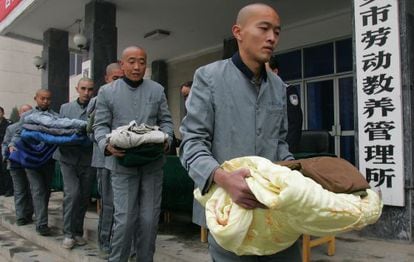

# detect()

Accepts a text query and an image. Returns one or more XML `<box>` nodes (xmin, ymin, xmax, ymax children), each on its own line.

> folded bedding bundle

<box><xmin>20</xmin><ymin>111</ymin><xmax>90</xmax><ymax>146</ymax></box>
<box><xmin>195</xmin><ymin>156</ymin><xmax>382</xmax><ymax>256</ymax></box>
<box><xmin>9</xmin><ymin>139</ymin><xmax>57</xmax><ymax>169</ymax></box>
<box><xmin>22</xmin><ymin>123</ymin><xmax>81</xmax><ymax>136</ymax></box>
<box><xmin>21</xmin><ymin>129</ymin><xmax>91</xmax><ymax>146</ymax></box>
<box><xmin>107</xmin><ymin>121</ymin><xmax>168</xmax><ymax>149</ymax></box>
<box><xmin>105</xmin><ymin>121</ymin><xmax>167</xmax><ymax>167</ymax></box>
<box><xmin>24</xmin><ymin>111</ymin><xmax>87</xmax><ymax>131</ymax></box>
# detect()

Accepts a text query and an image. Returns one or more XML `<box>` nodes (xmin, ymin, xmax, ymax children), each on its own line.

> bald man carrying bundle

<box><xmin>94</xmin><ymin>46</ymin><xmax>173</xmax><ymax>262</ymax></box>
<box><xmin>180</xmin><ymin>3</ymin><xmax>300</xmax><ymax>261</ymax></box>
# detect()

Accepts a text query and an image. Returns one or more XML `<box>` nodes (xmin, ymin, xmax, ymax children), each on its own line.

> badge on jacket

<box><xmin>289</xmin><ymin>94</ymin><xmax>299</xmax><ymax>106</ymax></box>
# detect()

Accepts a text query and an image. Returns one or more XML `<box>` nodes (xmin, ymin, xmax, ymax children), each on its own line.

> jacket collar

<box><xmin>231</xmin><ymin>52</ymin><xmax>267</xmax><ymax>83</ymax></box>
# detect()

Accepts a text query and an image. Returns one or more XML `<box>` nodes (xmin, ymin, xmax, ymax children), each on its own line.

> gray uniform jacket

<box><xmin>53</xmin><ymin>100</ymin><xmax>92</xmax><ymax>166</ymax></box>
<box><xmin>87</xmin><ymin>97</ymin><xmax>105</xmax><ymax>168</ymax></box>
<box><xmin>2</xmin><ymin>122</ymin><xmax>19</xmax><ymax>169</ymax></box>
<box><xmin>180</xmin><ymin>57</ymin><xmax>294</xmax><ymax>195</ymax></box>
<box><xmin>93</xmin><ymin>78</ymin><xmax>174</xmax><ymax>175</ymax></box>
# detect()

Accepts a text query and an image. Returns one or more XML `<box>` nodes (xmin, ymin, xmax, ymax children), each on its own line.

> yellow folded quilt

<box><xmin>195</xmin><ymin>156</ymin><xmax>383</xmax><ymax>256</ymax></box>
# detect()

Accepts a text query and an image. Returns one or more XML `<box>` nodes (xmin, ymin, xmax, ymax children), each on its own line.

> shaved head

<box><xmin>232</xmin><ymin>3</ymin><xmax>281</xmax><ymax>75</ymax></box>
<box><xmin>120</xmin><ymin>46</ymin><xmax>147</xmax><ymax>81</ymax></box>
<box><xmin>19</xmin><ymin>104</ymin><xmax>32</xmax><ymax>115</ymax></box>
<box><xmin>77</xmin><ymin>77</ymin><xmax>93</xmax><ymax>87</ymax></box>
<box><xmin>34</xmin><ymin>89</ymin><xmax>52</xmax><ymax>110</ymax></box>
<box><xmin>35</xmin><ymin>88</ymin><xmax>51</xmax><ymax>97</ymax></box>
<box><xmin>121</xmin><ymin>46</ymin><xmax>146</xmax><ymax>60</ymax></box>
<box><xmin>236</xmin><ymin>3</ymin><xmax>279</xmax><ymax>26</ymax></box>
<box><xmin>105</xmin><ymin>62</ymin><xmax>124</xmax><ymax>83</ymax></box>
<box><xmin>106</xmin><ymin>63</ymin><xmax>121</xmax><ymax>75</ymax></box>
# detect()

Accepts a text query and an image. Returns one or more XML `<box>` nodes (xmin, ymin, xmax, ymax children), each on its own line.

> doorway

<box><xmin>304</xmin><ymin>76</ymin><xmax>355</xmax><ymax>163</ymax></box>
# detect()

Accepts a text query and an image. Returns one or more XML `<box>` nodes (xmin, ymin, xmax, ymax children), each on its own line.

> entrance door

<box><xmin>305</xmin><ymin>76</ymin><xmax>355</xmax><ymax>164</ymax></box>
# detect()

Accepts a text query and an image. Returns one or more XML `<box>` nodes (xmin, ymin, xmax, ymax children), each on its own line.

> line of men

<box><xmin>2</xmin><ymin>52</ymin><xmax>173</xmax><ymax>261</ymax></box>
<box><xmin>2</xmin><ymin>3</ymin><xmax>303</xmax><ymax>262</ymax></box>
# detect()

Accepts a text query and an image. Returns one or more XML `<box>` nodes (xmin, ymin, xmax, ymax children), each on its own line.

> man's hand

<box><xmin>8</xmin><ymin>146</ymin><xmax>17</xmax><ymax>153</ymax></box>
<box><xmin>213</xmin><ymin>168</ymin><xmax>266</xmax><ymax>209</ymax></box>
<box><xmin>105</xmin><ymin>144</ymin><xmax>126</xmax><ymax>157</ymax></box>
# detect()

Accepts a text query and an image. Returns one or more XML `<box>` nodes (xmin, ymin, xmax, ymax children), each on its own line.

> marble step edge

<box><xmin>0</xmin><ymin>207</ymin><xmax>105</xmax><ymax>262</ymax></box>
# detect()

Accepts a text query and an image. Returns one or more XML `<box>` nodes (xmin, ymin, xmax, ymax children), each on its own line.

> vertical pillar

<box><xmin>41</xmin><ymin>28</ymin><xmax>69</xmax><ymax>112</ymax></box>
<box><xmin>151</xmin><ymin>60</ymin><xmax>168</xmax><ymax>97</ymax></box>
<box><xmin>84</xmin><ymin>1</ymin><xmax>117</xmax><ymax>91</ymax></box>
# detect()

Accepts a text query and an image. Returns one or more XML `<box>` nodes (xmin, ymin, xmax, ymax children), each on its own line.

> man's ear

<box><xmin>232</xmin><ymin>25</ymin><xmax>242</xmax><ymax>41</ymax></box>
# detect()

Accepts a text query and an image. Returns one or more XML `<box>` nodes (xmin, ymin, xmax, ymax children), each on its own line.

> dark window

<box><xmin>306</xmin><ymin>80</ymin><xmax>334</xmax><ymax>130</ymax></box>
<box><xmin>341</xmin><ymin>136</ymin><xmax>355</xmax><ymax>164</ymax></box>
<box><xmin>76</xmin><ymin>54</ymin><xmax>82</xmax><ymax>75</ymax></box>
<box><xmin>336</xmin><ymin>38</ymin><xmax>353</xmax><ymax>73</ymax></box>
<box><xmin>339</xmin><ymin>77</ymin><xmax>354</xmax><ymax>130</ymax></box>
<box><xmin>275</xmin><ymin>50</ymin><xmax>302</xmax><ymax>81</ymax></box>
<box><xmin>304</xmin><ymin>43</ymin><xmax>334</xmax><ymax>77</ymax></box>
<box><xmin>69</xmin><ymin>53</ymin><xmax>75</xmax><ymax>76</ymax></box>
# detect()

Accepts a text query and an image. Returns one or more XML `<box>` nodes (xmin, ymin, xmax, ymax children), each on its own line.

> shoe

<box><xmin>62</xmin><ymin>237</ymin><xmax>76</xmax><ymax>249</ymax></box>
<box><xmin>128</xmin><ymin>253</ymin><xmax>136</xmax><ymax>262</ymax></box>
<box><xmin>16</xmin><ymin>218</ymin><xmax>32</xmax><ymax>226</ymax></box>
<box><xmin>36</xmin><ymin>225</ymin><xmax>51</xmax><ymax>236</ymax></box>
<box><xmin>74</xmin><ymin>236</ymin><xmax>87</xmax><ymax>246</ymax></box>
<box><xmin>98</xmin><ymin>250</ymin><xmax>110</xmax><ymax>259</ymax></box>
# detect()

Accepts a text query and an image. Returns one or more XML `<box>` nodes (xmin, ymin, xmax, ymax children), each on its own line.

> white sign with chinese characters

<box><xmin>355</xmin><ymin>0</ymin><xmax>404</xmax><ymax>206</ymax></box>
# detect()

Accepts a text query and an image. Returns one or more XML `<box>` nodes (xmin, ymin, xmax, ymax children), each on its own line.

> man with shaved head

<box><xmin>87</xmin><ymin>62</ymin><xmax>124</xmax><ymax>256</ymax></box>
<box><xmin>94</xmin><ymin>46</ymin><xmax>174</xmax><ymax>261</ymax></box>
<box><xmin>2</xmin><ymin>104</ymin><xmax>33</xmax><ymax>226</ymax></box>
<box><xmin>54</xmin><ymin>77</ymin><xmax>95</xmax><ymax>249</ymax></box>
<box><xmin>10</xmin><ymin>88</ymin><xmax>57</xmax><ymax>236</ymax></box>
<box><xmin>180</xmin><ymin>3</ymin><xmax>300</xmax><ymax>261</ymax></box>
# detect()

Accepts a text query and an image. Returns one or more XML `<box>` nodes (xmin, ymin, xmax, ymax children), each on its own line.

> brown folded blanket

<box><xmin>277</xmin><ymin>157</ymin><xmax>370</xmax><ymax>194</ymax></box>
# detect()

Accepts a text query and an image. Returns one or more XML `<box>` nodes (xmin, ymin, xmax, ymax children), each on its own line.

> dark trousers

<box><xmin>25</xmin><ymin>161</ymin><xmax>54</xmax><ymax>228</ymax></box>
<box><xmin>10</xmin><ymin>168</ymin><xmax>33</xmax><ymax>220</ymax></box>
<box><xmin>60</xmin><ymin>162</ymin><xmax>95</xmax><ymax>238</ymax></box>
<box><xmin>97</xmin><ymin>168</ymin><xmax>114</xmax><ymax>252</ymax></box>
<box><xmin>0</xmin><ymin>161</ymin><xmax>13</xmax><ymax>195</ymax></box>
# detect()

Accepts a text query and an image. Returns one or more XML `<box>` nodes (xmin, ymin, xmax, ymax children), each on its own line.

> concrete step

<box><xmin>0</xmin><ymin>194</ymin><xmax>105</xmax><ymax>262</ymax></box>
<box><xmin>0</xmin><ymin>192</ymin><xmax>99</xmax><ymax>244</ymax></box>
<box><xmin>0</xmin><ymin>193</ymin><xmax>210</xmax><ymax>262</ymax></box>
<box><xmin>0</xmin><ymin>223</ymin><xmax>63</xmax><ymax>262</ymax></box>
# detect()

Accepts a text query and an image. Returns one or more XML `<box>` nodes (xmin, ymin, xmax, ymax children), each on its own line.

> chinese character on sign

<box><xmin>364</xmin><ymin>121</ymin><xmax>395</xmax><ymax>140</ymax></box>
<box><xmin>364</xmin><ymin>144</ymin><xmax>395</xmax><ymax>164</ymax></box>
<box><xmin>362</xmin><ymin>51</ymin><xmax>391</xmax><ymax>71</ymax></box>
<box><xmin>363</xmin><ymin>74</ymin><xmax>394</xmax><ymax>95</ymax></box>
<box><xmin>361</xmin><ymin>27</ymin><xmax>391</xmax><ymax>49</ymax></box>
<box><xmin>360</xmin><ymin>4</ymin><xmax>392</xmax><ymax>26</ymax></box>
<box><xmin>366</xmin><ymin>168</ymin><xmax>395</xmax><ymax>187</ymax></box>
<box><xmin>359</xmin><ymin>0</ymin><xmax>376</xmax><ymax>8</ymax></box>
<box><xmin>363</xmin><ymin>97</ymin><xmax>395</xmax><ymax>117</ymax></box>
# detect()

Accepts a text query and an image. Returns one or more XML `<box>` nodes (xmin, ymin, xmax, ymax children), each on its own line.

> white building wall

<box><xmin>0</xmin><ymin>36</ymin><xmax>42</xmax><ymax>117</ymax></box>
<box><xmin>277</xmin><ymin>9</ymin><xmax>352</xmax><ymax>52</ymax></box>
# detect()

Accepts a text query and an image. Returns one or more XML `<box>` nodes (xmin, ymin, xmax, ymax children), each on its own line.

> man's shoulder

<box><xmin>89</xmin><ymin>96</ymin><xmax>97</xmax><ymax>103</ymax></box>
<box><xmin>197</xmin><ymin>59</ymin><xmax>229</xmax><ymax>75</ymax></box>
<box><xmin>142</xmin><ymin>79</ymin><xmax>165</xmax><ymax>94</ymax></box>
<box><xmin>62</xmin><ymin>100</ymin><xmax>75</xmax><ymax>107</ymax></box>
<box><xmin>98</xmin><ymin>79</ymin><xmax>123</xmax><ymax>95</ymax></box>
<box><xmin>6</xmin><ymin>122</ymin><xmax>19</xmax><ymax>131</ymax></box>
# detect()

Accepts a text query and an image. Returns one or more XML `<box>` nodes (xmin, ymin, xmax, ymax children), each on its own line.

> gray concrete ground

<box><xmin>0</xmin><ymin>192</ymin><xmax>413</xmax><ymax>261</ymax></box>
